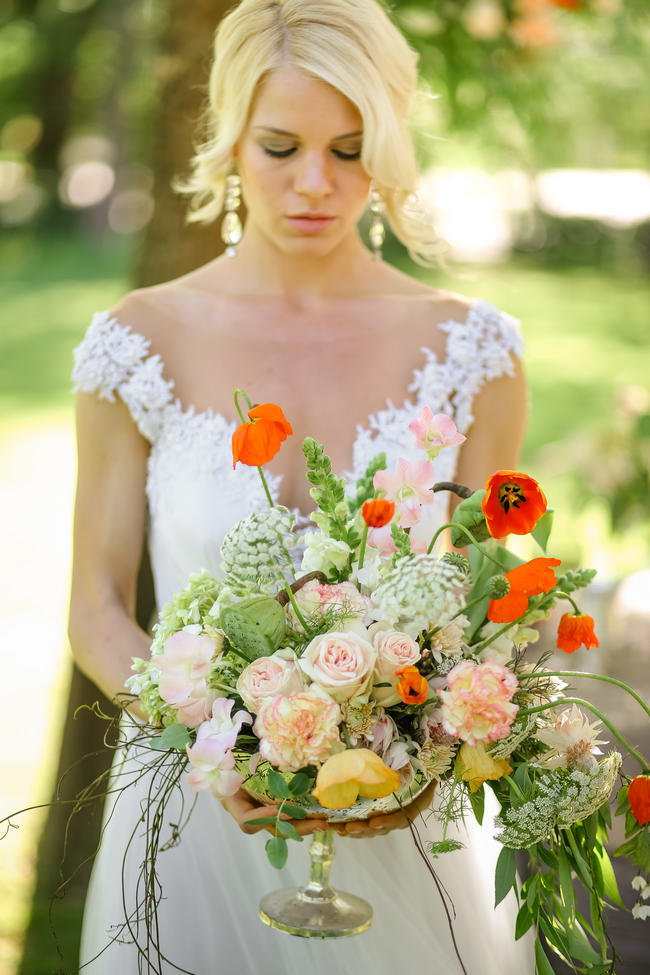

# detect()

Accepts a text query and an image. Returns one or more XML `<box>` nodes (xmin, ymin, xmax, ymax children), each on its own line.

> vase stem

<box><xmin>303</xmin><ymin>829</ymin><xmax>336</xmax><ymax>902</ymax></box>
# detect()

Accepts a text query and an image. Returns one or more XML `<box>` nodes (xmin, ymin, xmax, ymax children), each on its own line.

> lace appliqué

<box><xmin>72</xmin><ymin>311</ymin><xmax>175</xmax><ymax>443</ymax></box>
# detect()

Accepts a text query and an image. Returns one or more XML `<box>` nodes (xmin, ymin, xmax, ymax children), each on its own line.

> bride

<box><xmin>69</xmin><ymin>0</ymin><xmax>533</xmax><ymax>971</ymax></box>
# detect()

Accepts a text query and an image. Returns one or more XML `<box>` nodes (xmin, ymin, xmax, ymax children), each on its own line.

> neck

<box><xmin>228</xmin><ymin>222</ymin><xmax>378</xmax><ymax>305</ymax></box>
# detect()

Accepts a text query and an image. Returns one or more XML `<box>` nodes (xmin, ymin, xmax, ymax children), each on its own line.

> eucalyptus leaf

<box><xmin>150</xmin><ymin>723</ymin><xmax>191</xmax><ymax>751</ymax></box>
<box><xmin>276</xmin><ymin>820</ymin><xmax>303</xmax><ymax>842</ymax></box>
<box><xmin>288</xmin><ymin>772</ymin><xmax>311</xmax><ymax>797</ymax></box>
<box><xmin>267</xmin><ymin>770</ymin><xmax>290</xmax><ymax>800</ymax></box>
<box><xmin>283</xmin><ymin>803</ymin><xmax>308</xmax><ymax>820</ymax></box>
<box><xmin>244</xmin><ymin>816</ymin><xmax>278</xmax><ymax>826</ymax></box>
<box><xmin>266</xmin><ymin>835</ymin><xmax>288</xmax><ymax>869</ymax></box>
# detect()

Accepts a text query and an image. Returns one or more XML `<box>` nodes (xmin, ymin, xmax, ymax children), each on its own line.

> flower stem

<box><xmin>257</xmin><ymin>467</ymin><xmax>275</xmax><ymax>508</ymax></box>
<box><xmin>503</xmin><ymin>774</ymin><xmax>526</xmax><ymax>802</ymax></box>
<box><xmin>283</xmin><ymin>583</ymin><xmax>311</xmax><ymax>636</ymax></box>
<box><xmin>517</xmin><ymin>671</ymin><xmax>650</xmax><ymax>722</ymax></box>
<box><xmin>516</xmin><ymin>697</ymin><xmax>649</xmax><ymax>771</ymax></box>
<box><xmin>472</xmin><ymin>620</ymin><xmax>518</xmax><ymax>654</ymax></box>
<box><xmin>427</xmin><ymin>522</ymin><xmax>502</xmax><ymax>566</ymax></box>
<box><xmin>233</xmin><ymin>387</ymin><xmax>252</xmax><ymax>423</ymax></box>
<box><xmin>432</xmin><ymin>481</ymin><xmax>473</xmax><ymax>499</ymax></box>
<box><xmin>357</xmin><ymin>524</ymin><xmax>369</xmax><ymax>571</ymax></box>
<box><xmin>554</xmin><ymin>591</ymin><xmax>582</xmax><ymax>615</ymax></box>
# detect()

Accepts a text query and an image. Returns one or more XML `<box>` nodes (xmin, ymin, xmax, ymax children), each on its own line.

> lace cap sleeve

<box><xmin>71</xmin><ymin>311</ymin><xmax>174</xmax><ymax>442</ymax></box>
<box><xmin>414</xmin><ymin>299</ymin><xmax>524</xmax><ymax>435</ymax></box>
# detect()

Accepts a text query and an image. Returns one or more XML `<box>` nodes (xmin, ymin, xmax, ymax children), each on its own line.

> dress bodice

<box><xmin>72</xmin><ymin>300</ymin><xmax>523</xmax><ymax>607</ymax></box>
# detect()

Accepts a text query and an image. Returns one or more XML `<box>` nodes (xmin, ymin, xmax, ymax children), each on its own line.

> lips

<box><xmin>286</xmin><ymin>213</ymin><xmax>336</xmax><ymax>234</ymax></box>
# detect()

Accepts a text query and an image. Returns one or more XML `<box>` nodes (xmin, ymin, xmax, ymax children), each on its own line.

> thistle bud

<box><xmin>220</xmin><ymin>595</ymin><xmax>286</xmax><ymax>661</ymax></box>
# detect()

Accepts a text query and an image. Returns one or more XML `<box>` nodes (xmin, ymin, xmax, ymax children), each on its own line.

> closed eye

<box><xmin>262</xmin><ymin>146</ymin><xmax>361</xmax><ymax>161</ymax></box>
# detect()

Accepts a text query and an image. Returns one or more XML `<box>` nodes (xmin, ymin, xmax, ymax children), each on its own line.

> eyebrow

<box><xmin>252</xmin><ymin>127</ymin><xmax>363</xmax><ymax>140</ymax></box>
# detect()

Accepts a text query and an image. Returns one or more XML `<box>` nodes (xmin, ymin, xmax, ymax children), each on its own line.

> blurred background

<box><xmin>1</xmin><ymin>0</ymin><xmax>649</xmax><ymax>972</ymax></box>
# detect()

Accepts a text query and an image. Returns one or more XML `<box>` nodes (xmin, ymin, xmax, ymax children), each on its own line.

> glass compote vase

<box><xmin>241</xmin><ymin>762</ymin><xmax>433</xmax><ymax>938</ymax></box>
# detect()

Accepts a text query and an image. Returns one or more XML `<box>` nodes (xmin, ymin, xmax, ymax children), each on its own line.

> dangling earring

<box><xmin>221</xmin><ymin>172</ymin><xmax>242</xmax><ymax>257</ymax></box>
<box><xmin>368</xmin><ymin>182</ymin><xmax>385</xmax><ymax>261</ymax></box>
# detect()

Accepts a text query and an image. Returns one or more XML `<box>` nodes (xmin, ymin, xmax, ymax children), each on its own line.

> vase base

<box><xmin>259</xmin><ymin>886</ymin><xmax>373</xmax><ymax>938</ymax></box>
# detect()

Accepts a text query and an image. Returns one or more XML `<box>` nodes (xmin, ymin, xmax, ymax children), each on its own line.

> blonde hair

<box><xmin>178</xmin><ymin>0</ymin><xmax>442</xmax><ymax>263</ymax></box>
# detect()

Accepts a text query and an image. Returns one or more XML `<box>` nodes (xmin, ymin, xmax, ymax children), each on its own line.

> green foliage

<box><xmin>149</xmin><ymin>723</ymin><xmax>191</xmax><ymax>752</ymax></box>
<box><xmin>349</xmin><ymin>451</ymin><xmax>387</xmax><ymax>515</ymax></box>
<box><xmin>265</xmin><ymin>836</ymin><xmax>288</xmax><ymax>870</ymax></box>
<box><xmin>302</xmin><ymin>437</ymin><xmax>360</xmax><ymax>579</ymax></box>
<box><xmin>494</xmin><ymin>846</ymin><xmax>516</xmax><ymax>907</ymax></box>
<box><xmin>390</xmin><ymin>523</ymin><xmax>412</xmax><ymax>561</ymax></box>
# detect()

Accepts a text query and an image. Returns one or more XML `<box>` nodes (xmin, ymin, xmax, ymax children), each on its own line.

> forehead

<box><xmin>248</xmin><ymin>63</ymin><xmax>362</xmax><ymax>135</ymax></box>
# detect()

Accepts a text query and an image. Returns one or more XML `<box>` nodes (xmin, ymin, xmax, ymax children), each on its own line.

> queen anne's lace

<box><xmin>371</xmin><ymin>555</ymin><xmax>469</xmax><ymax>637</ymax></box>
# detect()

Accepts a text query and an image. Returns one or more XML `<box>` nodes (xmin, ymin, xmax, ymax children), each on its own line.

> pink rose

<box><xmin>253</xmin><ymin>688</ymin><xmax>343</xmax><ymax>772</ymax></box>
<box><xmin>438</xmin><ymin>660</ymin><xmax>519</xmax><ymax>746</ymax></box>
<box><xmin>370</xmin><ymin>629</ymin><xmax>421</xmax><ymax>706</ymax></box>
<box><xmin>236</xmin><ymin>648</ymin><xmax>304</xmax><ymax>713</ymax></box>
<box><xmin>299</xmin><ymin>631</ymin><xmax>377</xmax><ymax>702</ymax></box>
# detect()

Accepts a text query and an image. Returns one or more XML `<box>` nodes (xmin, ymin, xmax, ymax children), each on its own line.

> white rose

<box><xmin>301</xmin><ymin>533</ymin><xmax>352</xmax><ymax>575</ymax></box>
<box><xmin>236</xmin><ymin>648</ymin><xmax>304</xmax><ymax>713</ymax></box>
<box><xmin>299</xmin><ymin>631</ymin><xmax>377</xmax><ymax>702</ymax></box>
<box><xmin>370</xmin><ymin>629</ymin><xmax>421</xmax><ymax>706</ymax></box>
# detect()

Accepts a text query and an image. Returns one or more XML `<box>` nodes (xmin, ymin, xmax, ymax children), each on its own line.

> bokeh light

<box><xmin>58</xmin><ymin>161</ymin><xmax>115</xmax><ymax>208</ymax></box>
<box><xmin>1</xmin><ymin>115</ymin><xmax>42</xmax><ymax>154</ymax></box>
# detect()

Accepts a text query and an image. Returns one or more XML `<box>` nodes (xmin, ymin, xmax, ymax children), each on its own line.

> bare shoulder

<box><xmin>375</xmin><ymin>261</ymin><xmax>475</xmax><ymax>317</ymax></box>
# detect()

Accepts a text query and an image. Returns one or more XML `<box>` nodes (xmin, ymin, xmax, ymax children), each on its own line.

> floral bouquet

<box><xmin>123</xmin><ymin>390</ymin><xmax>650</xmax><ymax>971</ymax></box>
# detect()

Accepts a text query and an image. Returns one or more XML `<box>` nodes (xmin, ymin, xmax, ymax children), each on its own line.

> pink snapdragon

<box><xmin>438</xmin><ymin>660</ymin><xmax>519</xmax><ymax>746</ymax></box>
<box><xmin>185</xmin><ymin>699</ymin><xmax>251</xmax><ymax>797</ymax></box>
<box><xmin>156</xmin><ymin>629</ymin><xmax>217</xmax><ymax>727</ymax></box>
<box><xmin>409</xmin><ymin>407</ymin><xmax>465</xmax><ymax>461</ymax></box>
<box><xmin>373</xmin><ymin>458</ymin><xmax>436</xmax><ymax>528</ymax></box>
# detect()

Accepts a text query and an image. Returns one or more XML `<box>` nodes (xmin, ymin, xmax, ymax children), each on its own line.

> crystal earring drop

<box><xmin>369</xmin><ymin>184</ymin><xmax>385</xmax><ymax>261</ymax></box>
<box><xmin>221</xmin><ymin>172</ymin><xmax>242</xmax><ymax>257</ymax></box>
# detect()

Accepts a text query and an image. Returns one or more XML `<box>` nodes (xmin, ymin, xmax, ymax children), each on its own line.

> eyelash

<box><xmin>262</xmin><ymin>147</ymin><xmax>361</xmax><ymax>161</ymax></box>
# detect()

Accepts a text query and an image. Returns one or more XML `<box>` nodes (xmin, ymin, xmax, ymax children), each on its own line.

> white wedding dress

<box><xmin>72</xmin><ymin>299</ymin><xmax>535</xmax><ymax>975</ymax></box>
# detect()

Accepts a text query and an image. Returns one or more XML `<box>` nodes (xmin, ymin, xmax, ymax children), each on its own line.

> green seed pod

<box><xmin>486</xmin><ymin>574</ymin><xmax>511</xmax><ymax>599</ymax></box>
<box><xmin>450</xmin><ymin>489</ymin><xmax>491</xmax><ymax>548</ymax></box>
<box><xmin>220</xmin><ymin>595</ymin><xmax>286</xmax><ymax>661</ymax></box>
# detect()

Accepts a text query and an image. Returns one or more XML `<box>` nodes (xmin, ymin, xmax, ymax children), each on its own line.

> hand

<box><xmin>332</xmin><ymin>780</ymin><xmax>437</xmax><ymax>839</ymax></box>
<box><xmin>220</xmin><ymin>788</ymin><xmax>329</xmax><ymax>836</ymax></box>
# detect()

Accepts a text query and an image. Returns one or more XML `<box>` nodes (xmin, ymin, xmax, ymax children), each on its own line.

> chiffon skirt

<box><xmin>79</xmin><ymin>737</ymin><xmax>535</xmax><ymax>975</ymax></box>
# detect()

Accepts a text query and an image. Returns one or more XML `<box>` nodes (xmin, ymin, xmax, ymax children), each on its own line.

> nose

<box><xmin>293</xmin><ymin>150</ymin><xmax>333</xmax><ymax>199</ymax></box>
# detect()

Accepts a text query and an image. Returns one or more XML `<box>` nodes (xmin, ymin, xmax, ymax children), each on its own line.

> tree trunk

<box><xmin>137</xmin><ymin>0</ymin><xmax>236</xmax><ymax>286</ymax></box>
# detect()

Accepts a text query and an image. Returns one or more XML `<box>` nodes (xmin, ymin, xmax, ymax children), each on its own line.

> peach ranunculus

<box><xmin>312</xmin><ymin>748</ymin><xmax>401</xmax><ymax>809</ymax></box>
<box><xmin>298</xmin><ymin>630</ymin><xmax>377</xmax><ymax>703</ymax></box>
<box><xmin>373</xmin><ymin>457</ymin><xmax>436</xmax><ymax>528</ymax></box>
<box><xmin>370</xmin><ymin>629</ymin><xmax>421</xmax><ymax>706</ymax></box>
<box><xmin>454</xmin><ymin>742</ymin><xmax>512</xmax><ymax>793</ymax></box>
<box><xmin>438</xmin><ymin>660</ymin><xmax>519</xmax><ymax>746</ymax></box>
<box><xmin>155</xmin><ymin>629</ymin><xmax>219</xmax><ymax>727</ymax></box>
<box><xmin>236</xmin><ymin>648</ymin><xmax>305</xmax><ymax>713</ymax></box>
<box><xmin>253</xmin><ymin>688</ymin><xmax>343</xmax><ymax>772</ymax></box>
<box><xmin>286</xmin><ymin>579</ymin><xmax>373</xmax><ymax>629</ymax></box>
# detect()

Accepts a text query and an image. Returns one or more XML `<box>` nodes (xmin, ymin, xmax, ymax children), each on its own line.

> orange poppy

<box><xmin>482</xmin><ymin>471</ymin><xmax>547</xmax><ymax>539</ymax></box>
<box><xmin>361</xmin><ymin>499</ymin><xmax>396</xmax><ymax>528</ymax></box>
<box><xmin>232</xmin><ymin>403</ymin><xmax>293</xmax><ymax>468</ymax></box>
<box><xmin>628</xmin><ymin>775</ymin><xmax>650</xmax><ymax>826</ymax></box>
<box><xmin>556</xmin><ymin>612</ymin><xmax>599</xmax><ymax>654</ymax></box>
<box><xmin>395</xmin><ymin>665</ymin><xmax>429</xmax><ymax>705</ymax></box>
<box><xmin>487</xmin><ymin>557</ymin><xmax>561</xmax><ymax>623</ymax></box>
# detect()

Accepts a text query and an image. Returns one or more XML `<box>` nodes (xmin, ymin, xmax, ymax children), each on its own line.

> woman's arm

<box><xmin>453</xmin><ymin>353</ymin><xmax>528</xmax><ymax>497</ymax></box>
<box><xmin>68</xmin><ymin>391</ymin><xmax>152</xmax><ymax>701</ymax></box>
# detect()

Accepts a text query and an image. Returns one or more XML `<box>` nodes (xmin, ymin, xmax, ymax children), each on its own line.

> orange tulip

<box><xmin>395</xmin><ymin>665</ymin><xmax>429</xmax><ymax>705</ymax></box>
<box><xmin>482</xmin><ymin>471</ymin><xmax>547</xmax><ymax>539</ymax></box>
<box><xmin>487</xmin><ymin>557</ymin><xmax>561</xmax><ymax>623</ymax></box>
<box><xmin>628</xmin><ymin>775</ymin><xmax>650</xmax><ymax>826</ymax></box>
<box><xmin>232</xmin><ymin>402</ymin><xmax>293</xmax><ymax>468</ymax></box>
<box><xmin>556</xmin><ymin>612</ymin><xmax>599</xmax><ymax>654</ymax></box>
<box><xmin>361</xmin><ymin>499</ymin><xmax>396</xmax><ymax>528</ymax></box>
